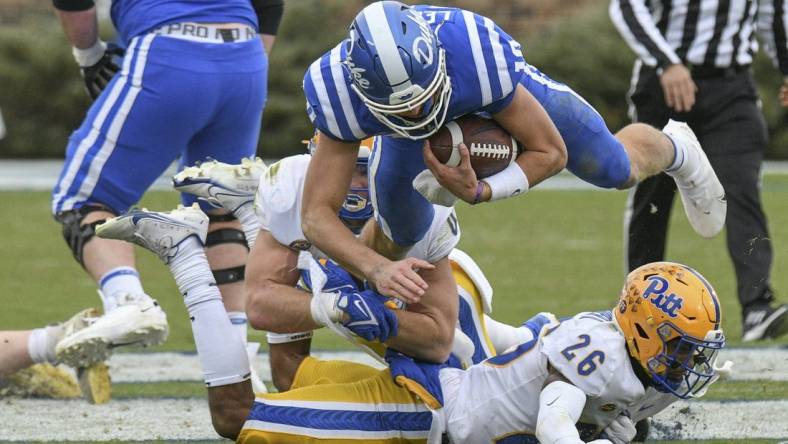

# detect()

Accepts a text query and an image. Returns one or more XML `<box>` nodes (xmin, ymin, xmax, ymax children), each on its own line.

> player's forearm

<box><xmin>302</xmin><ymin>207</ymin><xmax>387</xmax><ymax>281</ymax></box>
<box><xmin>493</xmin><ymin>85</ymin><xmax>567</xmax><ymax>188</ymax></box>
<box><xmin>386</xmin><ymin>309</ymin><xmax>454</xmax><ymax>362</ymax></box>
<box><xmin>54</xmin><ymin>8</ymin><xmax>99</xmax><ymax>49</ymax></box>
<box><xmin>260</xmin><ymin>34</ymin><xmax>275</xmax><ymax>54</ymax></box>
<box><xmin>246</xmin><ymin>281</ymin><xmax>321</xmax><ymax>333</ymax></box>
<box><xmin>385</xmin><ymin>260</ymin><xmax>457</xmax><ymax>362</ymax></box>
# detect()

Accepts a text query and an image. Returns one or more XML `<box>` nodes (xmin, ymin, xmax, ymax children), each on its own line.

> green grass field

<box><xmin>2</xmin><ymin>178</ymin><xmax>788</xmax><ymax>443</ymax></box>
<box><xmin>3</xmin><ymin>177</ymin><xmax>787</xmax><ymax>349</ymax></box>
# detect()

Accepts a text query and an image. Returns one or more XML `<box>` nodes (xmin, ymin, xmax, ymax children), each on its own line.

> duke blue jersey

<box><xmin>110</xmin><ymin>0</ymin><xmax>258</xmax><ymax>45</ymax></box>
<box><xmin>439</xmin><ymin>311</ymin><xmax>676</xmax><ymax>443</ymax></box>
<box><xmin>303</xmin><ymin>5</ymin><xmax>526</xmax><ymax>142</ymax></box>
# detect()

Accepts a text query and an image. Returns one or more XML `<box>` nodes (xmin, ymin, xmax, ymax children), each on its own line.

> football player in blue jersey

<box><xmin>49</xmin><ymin>0</ymin><xmax>282</xmax><ymax>367</ymax></box>
<box><xmin>301</xmin><ymin>1</ymin><xmax>727</xmax><ymax>304</ymax></box>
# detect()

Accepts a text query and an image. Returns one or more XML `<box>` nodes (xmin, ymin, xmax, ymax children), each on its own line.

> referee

<box><xmin>610</xmin><ymin>0</ymin><xmax>788</xmax><ymax>341</ymax></box>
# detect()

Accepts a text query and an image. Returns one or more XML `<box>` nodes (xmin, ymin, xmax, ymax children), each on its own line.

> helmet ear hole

<box><xmin>635</xmin><ymin>323</ymin><xmax>650</xmax><ymax>340</ymax></box>
<box><xmin>401</xmin><ymin>22</ymin><xmax>407</xmax><ymax>34</ymax></box>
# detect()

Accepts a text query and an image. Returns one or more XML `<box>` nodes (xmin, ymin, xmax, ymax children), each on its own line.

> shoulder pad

<box><xmin>449</xmin><ymin>248</ymin><xmax>493</xmax><ymax>314</ymax></box>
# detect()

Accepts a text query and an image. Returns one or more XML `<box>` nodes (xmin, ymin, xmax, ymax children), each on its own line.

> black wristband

<box><xmin>251</xmin><ymin>0</ymin><xmax>284</xmax><ymax>35</ymax></box>
<box><xmin>53</xmin><ymin>0</ymin><xmax>95</xmax><ymax>12</ymax></box>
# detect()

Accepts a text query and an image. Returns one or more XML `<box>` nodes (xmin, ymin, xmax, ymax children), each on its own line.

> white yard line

<box><xmin>1</xmin><ymin>398</ymin><xmax>786</xmax><ymax>441</ymax></box>
<box><xmin>107</xmin><ymin>348</ymin><xmax>787</xmax><ymax>383</ymax></box>
<box><xmin>109</xmin><ymin>350</ymin><xmax>386</xmax><ymax>383</ymax></box>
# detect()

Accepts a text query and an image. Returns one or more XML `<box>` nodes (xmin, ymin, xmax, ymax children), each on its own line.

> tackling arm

<box><xmin>245</xmin><ymin>230</ymin><xmax>321</xmax><ymax>333</ymax></box>
<box><xmin>385</xmin><ymin>257</ymin><xmax>457</xmax><ymax>363</ymax></box>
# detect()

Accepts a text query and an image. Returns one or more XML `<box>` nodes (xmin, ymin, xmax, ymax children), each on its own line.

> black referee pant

<box><xmin>625</xmin><ymin>62</ymin><xmax>774</xmax><ymax>314</ymax></box>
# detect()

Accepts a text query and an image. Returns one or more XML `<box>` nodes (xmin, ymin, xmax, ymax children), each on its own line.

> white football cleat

<box><xmin>55</xmin><ymin>299</ymin><xmax>168</xmax><ymax>368</ymax></box>
<box><xmin>173</xmin><ymin>158</ymin><xmax>266</xmax><ymax>213</ymax></box>
<box><xmin>663</xmin><ymin>120</ymin><xmax>727</xmax><ymax>238</ymax></box>
<box><xmin>96</xmin><ymin>204</ymin><xmax>208</xmax><ymax>264</ymax></box>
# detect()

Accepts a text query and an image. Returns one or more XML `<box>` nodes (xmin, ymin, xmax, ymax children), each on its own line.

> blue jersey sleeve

<box><xmin>302</xmin><ymin>44</ymin><xmax>371</xmax><ymax>143</ymax></box>
<box><xmin>425</xmin><ymin>7</ymin><xmax>527</xmax><ymax>115</ymax></box>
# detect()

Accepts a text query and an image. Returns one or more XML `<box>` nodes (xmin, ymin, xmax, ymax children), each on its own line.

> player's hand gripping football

<box><xmin>78</xmin><ymin>43</ymin><xmax>125</xmax><ymax>100</ymax></box>
<box><xmin>368</xmin><ymin>257</ymin><xmax>434</xmax><ymax>305</ymax></box>
<box><xmin>422</xmin><ymin>141</ymin><xmax>486</xmax><ymax>204</ymax></box>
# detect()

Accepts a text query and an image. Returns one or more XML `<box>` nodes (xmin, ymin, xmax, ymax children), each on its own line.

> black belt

<box><xmin>689</xmin><ymin>64</ymin><xmax>750</xmax><ymax>79</ymax></box>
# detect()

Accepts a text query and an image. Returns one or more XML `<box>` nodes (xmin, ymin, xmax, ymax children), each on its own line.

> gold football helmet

<box><xmin>614</xmin><ymin>262</ymin><xmax>725</xmax><ymax>398</ymax></box>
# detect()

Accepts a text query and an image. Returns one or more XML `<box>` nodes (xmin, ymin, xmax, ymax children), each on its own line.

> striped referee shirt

<box><xmin>610</xmin><ymin>0</ymin><xmax>788</xmax><ymax>74</ymax></box>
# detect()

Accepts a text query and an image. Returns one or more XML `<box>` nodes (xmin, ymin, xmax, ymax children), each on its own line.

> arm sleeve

<box><xmin>52</xmin><ymin>0</ymin><xmax>95</xmax><ymax>12</ymax></box>
<box><xmin>535</xmin><ymin>381</ymin><xmax>587</xmax><ymax>444</ymax></box>
<box><xmin>250</xmin><ymin>0</ymin><xmax>284</xmax><ymax>36</ymax></box>
<box><xmin>609</xmin><ymin>0</ymin><xmax>682</xmax><ymax>67</ymax></box>
<box><xmin>756</xmin><ymin>0</ymin><xmax>788</xmax><ymax>75</ymax></box>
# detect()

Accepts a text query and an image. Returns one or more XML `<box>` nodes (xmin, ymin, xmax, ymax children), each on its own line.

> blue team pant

<box><xmin>52</xmin><ymin>33</ymin><xmax>267</xmax><ymax>216</ymax></box>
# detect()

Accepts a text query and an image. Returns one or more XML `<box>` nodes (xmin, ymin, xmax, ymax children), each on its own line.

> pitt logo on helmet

<box><xmin>642</xmin><ymin>275</ymin><xmax>684</xmax><ymax>318</ymax></box>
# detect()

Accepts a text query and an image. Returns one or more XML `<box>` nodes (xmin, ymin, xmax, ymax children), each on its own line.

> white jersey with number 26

<box><xmin>440</xmin><ymin>310</ymin><xmax>677</xmax><ymax>443</ymax></box>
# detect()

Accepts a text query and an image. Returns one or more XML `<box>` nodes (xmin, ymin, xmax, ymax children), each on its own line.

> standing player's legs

<box><xmin>364</xmin><ymin>136</ymin><xmax>435</xmax><ymax>258</ymax></box>
<box><xmin>694</xmin><ymin>72</ymin><xmax>786</xmax><ymax>340</ymax></box>
<box><xmin>50</xmin><ymin>35</ymin><xmax>210</xmax><ymax>362</ymax></box>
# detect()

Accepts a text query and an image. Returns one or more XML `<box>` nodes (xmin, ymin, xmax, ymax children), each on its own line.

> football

<box><xmin>428</xmin><ymin>115</ymin><xmax>520</xmax><ymax>178</ymax></box>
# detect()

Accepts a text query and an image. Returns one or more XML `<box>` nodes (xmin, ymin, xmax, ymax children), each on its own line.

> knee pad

<box><xmin>55</xmin><ymin>204</ymin><xmax>111</xmax><ymax>267</ymax></box>
<box><xmin>205</xmin><ymin>227</ymin><xmax>248</xmax><ymax>285</ymax></box>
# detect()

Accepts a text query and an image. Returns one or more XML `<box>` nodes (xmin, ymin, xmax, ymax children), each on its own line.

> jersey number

<box><xmin>560</xmin><ymin>334</ymin><xmax>605</xmax><ymax>376</ymax></box>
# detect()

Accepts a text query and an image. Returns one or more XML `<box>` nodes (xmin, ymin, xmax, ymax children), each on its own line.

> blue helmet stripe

<box><xmin>685</xmin><ymin>265</ymin><xmax>721</xmax><ymax>329</ymax></box>
<box><xmin>362</xmin><ymin>2</ymin><xmax>412</xmax><ymax>89</ymax></box>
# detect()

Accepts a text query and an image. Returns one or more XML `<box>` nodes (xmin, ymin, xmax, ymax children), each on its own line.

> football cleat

<box><xmin>742</xmin><ymin>302</ymin><xmax>788</xmax><ymax>342</ymax></box>
<box><xmin>56</xmin><ymin>299</ymin><xmax>168</xmax><ymax>368</ymax></box>
<box><xmin>663</xmin><ymin>120</ymin><xmax>727</xmax><ymax>238</ymax></box>
<box><xmin>96</xmin><ymin>204</ymin><xmax>208</xmax><ymax>264</ymax></box>
<box><xmin>172</xmin><ymin>158</ymin><xmax>266</xmax><ymax>213</ymax></box>
<box><xmin>77</xmin><ymin>362</ymin><xmax>111</xmax><ymax>404</ymax></box>
<box><xmin>0</xmin><ymin>363</ymin><xmax>81</xmax><ymax>399</ymax></box>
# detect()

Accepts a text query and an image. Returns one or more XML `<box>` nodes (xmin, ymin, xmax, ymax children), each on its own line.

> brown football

<box><xmin>428</xmin><ymin>115</ymin><xmax>520</xmax><ymax>178</ymax></box>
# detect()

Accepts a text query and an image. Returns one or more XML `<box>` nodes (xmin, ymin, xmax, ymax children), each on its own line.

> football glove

<box><xmin>74</xmin><ymin>42</ymin><xmax>125</xmax><ymax>100</ymax></box>
<box><xmin>413</xmin><ymin>169</ymin><xmax>458</xmax><ymax>207</ymax></box>
<box><xmin>337</xmin><ymin>289</ymin><xmax>398</xmax><ymax>342</ymax></box>
<box><xmin>599</xmin><ymin>414</ymin><xmax>636</xmax><ymax>444</ymax></box>
<box><xmin>300</xmin><ymin>258</ymin><xmax>359</xmax><ymax>293</ymax></box>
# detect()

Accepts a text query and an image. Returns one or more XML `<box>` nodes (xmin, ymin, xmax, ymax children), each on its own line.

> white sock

<box><xmin>234</xmin><ymin>204</ymin><xmax>260</xmax><ymax>248</ymax></box>
<box><xmin>166</xmin><ymin>237</ymin><xmax>250</xmax><ymax>386</ymax></box>
<box><xmin>227</xmin><ymin>311</ymin><xmax>249</xmax><ymax>344</ymax></box>
<box><xmin>484</xmin><ymin>315</ymin><xmax>535</xmax><ymax>354</ymax></box>
<box><xmin>663</xmin><ymin>132</ymin><xmax>703</xmax><ymax>184</ymax></box>
<box><xmin>98</xmin><ymin>266</ymin><xmax>147</xmax><ymax>311</ymax></box>
<box><xmin>27</xmin><ymin>325</ymin><xmax>61</xmax><ymax>364</ymax></box>
<box><xmin>189</xmin><ymin>299</ymin><xmax>251</xmax><ymax>387</ymax></box>
<box><xmin>168</xmin><ymin>237</ymin><xmax>218</xmax><ymax>308</ymax></box>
